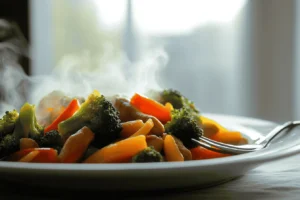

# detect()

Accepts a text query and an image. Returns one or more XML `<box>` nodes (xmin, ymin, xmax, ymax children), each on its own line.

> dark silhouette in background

<box><xmin>0</xmin><ymin>0</ymin><xmax>29</xmax><ymax>75</ymax></box>
<box><xmin>0</xmin><ymin>0</ymin><xmax>29</xmax><ymax>108</ymax></box>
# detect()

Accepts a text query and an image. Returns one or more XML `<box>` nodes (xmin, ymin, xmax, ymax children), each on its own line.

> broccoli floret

<box><xmin>154</xmin><ymin>89</ymin><xmax>201</xmax><ymax>124</ymax></box>
<box><xmin>13</xmin><ymin>102</ymin><xmax>44</xmax><ymax>140</ymax></box>
<box><xmin>0</xmin><ymin>103</ymin><xmax>45</xmax><ymax>159</ymax></box>
<box><xmin>132</xmin><ymin>146</ymin><xmax>164</xmax><ymax>163</ymax></box>
<box><xmin>58</xmin><ymin>90</ymin><xmax>122</xmax><ymax>148</ymax></box>
<box><xmin>0</xmin><ymin>110</ymin><xmax>19</xmax><ymax>138</ymax></box>
<box><xmin>39</xmin><ymin>130</ymin><xmax>63</xmax><ymax>153</ymax></box>
<box><xmin>159</xmin><ymin>89</ymin><xmax>199</xmax><ymax>113</ymax></box>
<box><xmin>0</xmin><ymin>134</ymin><xmax>20</xmax><ymax>158</ymax></box>
<box><xmin>164</xmin><ymin>108</ymin><xmax>203</xmax><ymax>148</ymax></box>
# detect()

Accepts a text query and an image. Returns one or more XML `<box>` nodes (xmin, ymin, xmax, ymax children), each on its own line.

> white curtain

<box><xmin>242</xmin><ymin>0</ymin><xmax>296</xmax><ymax>123</ymax></box>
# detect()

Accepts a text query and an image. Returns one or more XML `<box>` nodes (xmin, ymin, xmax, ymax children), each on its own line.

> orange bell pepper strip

<box><xmin>210</xmin><ymin>131</ymin><xmax>244</xmax><ymax>145</ymax></box>
<box><xmin>130</xmin><ymin>93</ymin><xmax>171</xmax><ymax>123</ymax></box>
<box><xmin>44</xmin><ymin>99</ymin><xmax>80</xmax><ymax>134</ymax></box>
<box><xmin>200</xmin><ymin>115</ymin><xmax>228</xmax><ymax>132</ymax></box>
<box><xmin>190</xmin><ymin>146</ymin><xmax>230</xmax><ymax>160</ymax></box>
<box><xmin>200</xmin><ymin>115</ymin><xmax>246</xmax><ymax>145</ymax></box>
<box><xmin>165</xmin><ymin>102</ymin><xmax>174</xmax><ymax>111</ymax></box>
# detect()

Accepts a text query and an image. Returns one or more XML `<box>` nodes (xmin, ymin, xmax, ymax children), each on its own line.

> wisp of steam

<box><xmin>0</xmin><ymin>47</ymin><xmax>169</xmax><ymax>116</ymax></box>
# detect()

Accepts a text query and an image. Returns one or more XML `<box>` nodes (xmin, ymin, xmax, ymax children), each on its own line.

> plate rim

<box><xmin>0</xmin><ymin>113</ymin><xmax>297</xmax><ymax>173</ymax></box>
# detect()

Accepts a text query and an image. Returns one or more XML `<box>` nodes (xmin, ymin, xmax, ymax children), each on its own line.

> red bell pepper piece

<box><xmin>44</xmin><ymin>99</ymin><xmax>80</xmax><ymax>134</ymax></box>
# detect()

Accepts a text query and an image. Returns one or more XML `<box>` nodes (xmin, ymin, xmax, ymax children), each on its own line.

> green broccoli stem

<box><xmin>12</xmin><ymin>117</ymin><xmax>23</xmax><ymax>139</ymax></box>
<box><xmin>58</xmin><ymin>115</ymin><xmax>86</xmax><ymax>139</ymax></box>
<box><xmin>13</xmin><ymin>103</ymin><xmax>44</xmax><ymax>139</ymax></box>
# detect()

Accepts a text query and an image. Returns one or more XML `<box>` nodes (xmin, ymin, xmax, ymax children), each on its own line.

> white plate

<box><xmin>0</xmin><ymin>113</ymin><xmax>299</xmax><ymax>191</ymax></box>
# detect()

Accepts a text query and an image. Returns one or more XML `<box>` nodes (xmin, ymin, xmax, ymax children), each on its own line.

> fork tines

<box><xmin>191</xmin><ymin>137</ymin><xmax>256</xmax><ymax>155</ymax></box>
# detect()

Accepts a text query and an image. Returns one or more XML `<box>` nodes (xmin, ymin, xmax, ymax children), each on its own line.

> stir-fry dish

<box><xmin>0</xmin><ymin>89</ymin><xmax>248</xmax><ymax>163</ymax></box>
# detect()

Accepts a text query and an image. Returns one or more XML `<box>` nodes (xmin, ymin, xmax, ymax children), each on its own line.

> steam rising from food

<box><xmin>0</xmin><ymin>48</ymin><xmax>169</xmax><ymax>117</ymax></box>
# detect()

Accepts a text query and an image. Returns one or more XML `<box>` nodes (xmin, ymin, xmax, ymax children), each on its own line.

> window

<box><xmin>27</xmin><ymin>0</ymin><xmax>300</xmax><ymax>122</ymax></box>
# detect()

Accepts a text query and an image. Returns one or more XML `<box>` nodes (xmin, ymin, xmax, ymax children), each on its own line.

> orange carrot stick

<box><xmin>130</xmin><ymin>118</ymin><xmax>154</xmax><ymax>137</ymax></box>
<box><xmin>44</xmin><ymin>99</ymin><xmax>80</xmax><ymax>134</ymax></box>
<box><xmin>83</xmin><ymin>135</ymin><xmax>147</xmax><ymax>163</ymax></box>
<box><xmin>130</xmin><ymin>93</ymin><xmax>171</xmax><ymax>123</ymax></box>
<box><xmin>58</xmin><ymin>126</ymin><xmax>95</xmax><ymax>163</ymax></box>
<box><xmin>120</xmin><ymin>120</ymin><xmax>144</xmax><ymax>138</ymax></box>
<box><xmin>163</xmin><ymin>135</ymin><xmax>184</xmax><ymax>162</ymax></box>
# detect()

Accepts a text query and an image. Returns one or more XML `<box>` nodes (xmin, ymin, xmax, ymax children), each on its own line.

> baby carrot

<box><xmin>120</xmin><ymin>120</ymin><xmax>145</xmax><ymax>138</ymax></box>
<box><xmin>58</xmin><ymin>126</ymin><xmax>95</xmax><ymax>163</ymax></box>
<box><xmin>130</xmin><ymin>118</ymin><xmax>154</xmax><ymax>137</ymax></box>
<box><xmin>163</xmin><ymin>135</ymin><xmax>184</xmax><ymax>162</ymax></box>
<box><xmin>83</xmin><ymin>135</ymin><xmax>147</xmax><ymax>163</ymax></box>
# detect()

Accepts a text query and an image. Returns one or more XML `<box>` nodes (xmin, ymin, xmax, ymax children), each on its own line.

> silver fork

<box><xmin>191</xmin><ymin>121</ymin><xmax>300</xmax><ymax>155</ymax></box>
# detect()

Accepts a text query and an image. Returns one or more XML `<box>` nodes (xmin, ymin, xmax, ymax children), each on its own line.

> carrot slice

<box><xmin>20</xmin><ymin>138</ymin><xmax>39</xmax><ymax>150</ymax></box>
<box><xmin>130</xmin><ymin>93</ymin><xmax>171</xmax><ymax>123</ymax></box>
<box><xmin>19</xmin><ymin>150</ymin><xmax>40</xmax><ymax>162</ymax></box>
<box><xmin>58</xmin><ymin>126</ymin><xmax>95</xmax><ymax>163</ymax></box>
<box><xmin>163</xmin><ymin>135</ymin><xmax>184</xmax><ymax>162</ymax></box>
<box><xmin>83</xmin><ymin>135</ymin><xmax>147</xmax><ymax>163</ymax></box>
<box><xmin>130</xmin><ymin>118</ymin><xmax>154</xmax><ymax>137</ymax></box>
<box><xmin>120</xmin><ymin>120</ymin><xmax>144</xmax><ymax>138</ymax></box>
<box><xmin>44</xmin><ymin>99</ymin><xmax>80</xmax><ymax>134</ymax></box>
<box><xmin>9</xmin><ymin>148</ymin><xmax>58</xmax><ymax>163</ymax></box>
<box><xmin>190</xmin><ymin>146</ymin><xmax>230</xmax><ymax>160</ymax></box>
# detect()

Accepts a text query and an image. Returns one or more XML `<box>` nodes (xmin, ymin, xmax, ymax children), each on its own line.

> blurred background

<box><xmin>0</xmin><ymin>0</ymin><xmax>299</xmax><ymax>123</ymax></box>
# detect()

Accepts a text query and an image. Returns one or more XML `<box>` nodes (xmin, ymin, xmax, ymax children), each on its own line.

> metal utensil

<box><xmin>191</xmin><ymin>121</ymin><xmax>300</xmax><ymax>155</ymax></box>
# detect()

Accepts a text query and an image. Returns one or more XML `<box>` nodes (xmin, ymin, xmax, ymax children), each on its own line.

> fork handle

<box><xmin>256</xmin><ymin>121</ymin><xmax>300</xmax><ymax>146</ymax></box>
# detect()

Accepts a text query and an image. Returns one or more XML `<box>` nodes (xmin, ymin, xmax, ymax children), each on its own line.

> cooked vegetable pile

<box><xmin>0</xmin><ymin>89</ymin><xmax>248</xmax><ymax>163</ymax></box>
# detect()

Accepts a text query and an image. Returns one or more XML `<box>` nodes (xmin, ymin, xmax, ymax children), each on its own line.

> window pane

<box><xmin>52</xmin><ymin>0</ymin><xmax>126</xmax><ymax>70</ymax></box>
<box><xmin>131</xmin><ymin>0</ymin><xmax>247</xmax><ymax>115</ymax></box>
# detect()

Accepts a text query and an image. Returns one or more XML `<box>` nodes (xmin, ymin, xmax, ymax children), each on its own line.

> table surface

<box><xmin>1</xmin><ymin>116</ymin><xmax>300</xmax><ymax>200</ymax></box>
